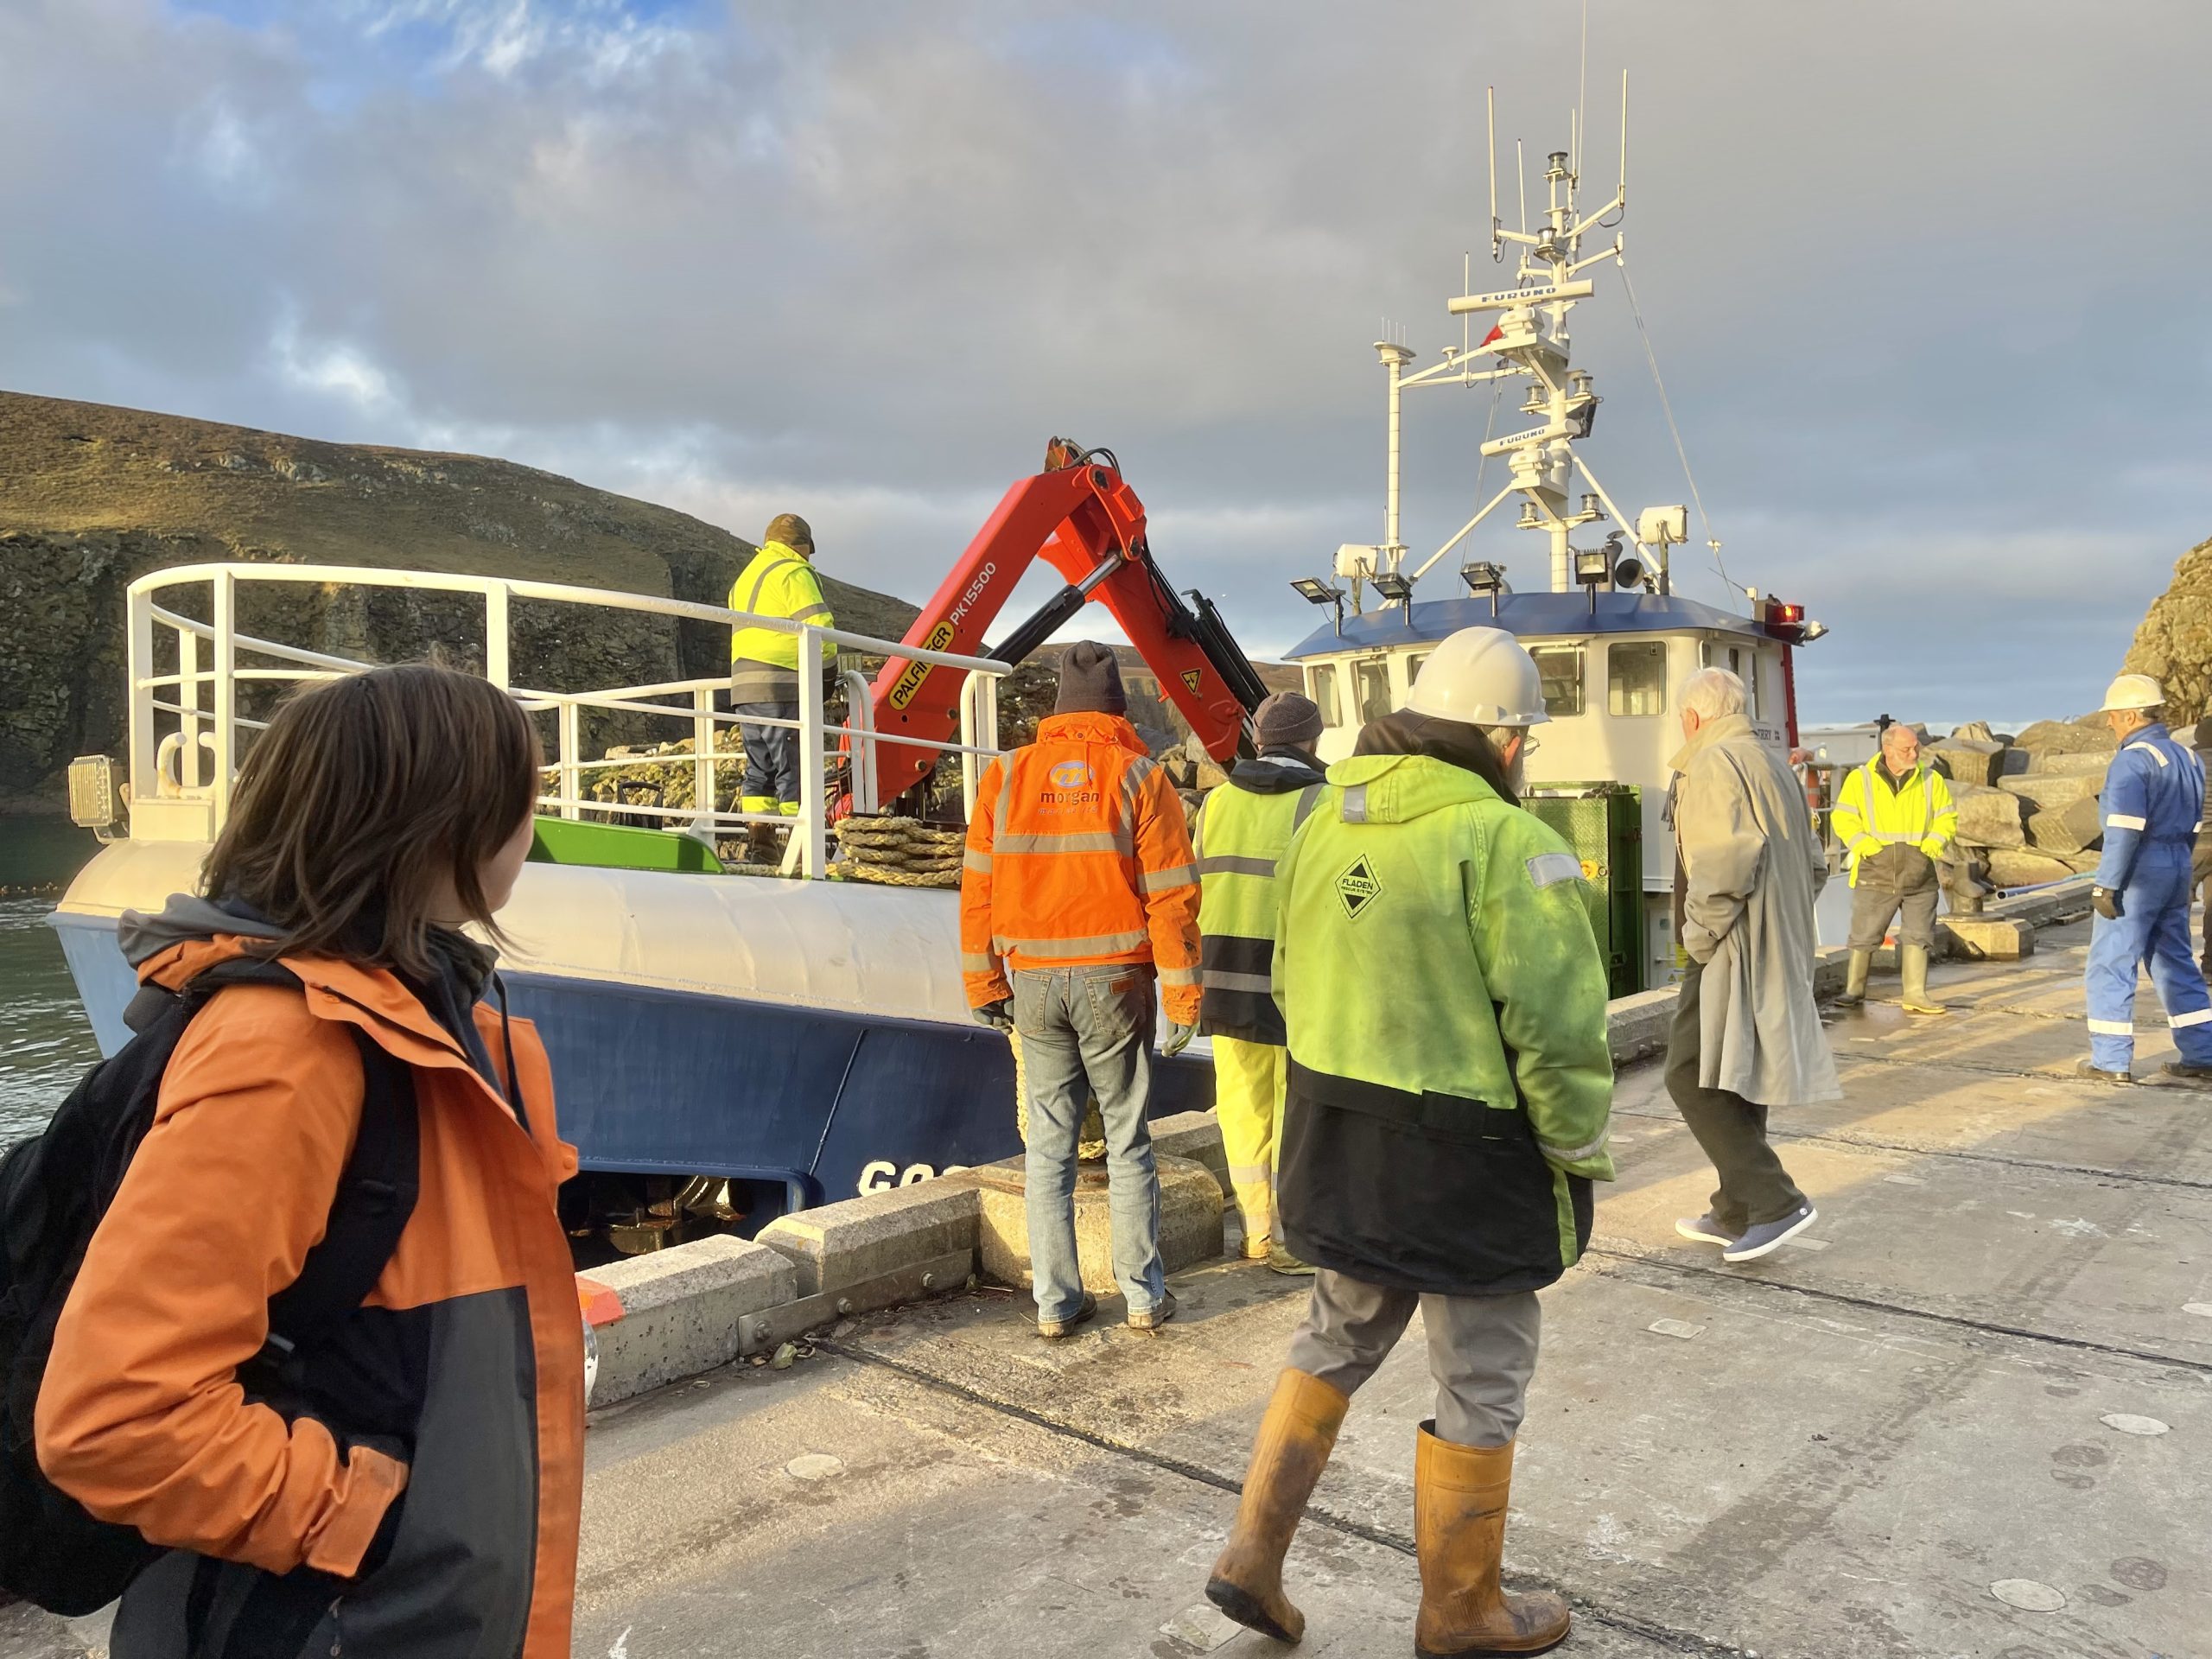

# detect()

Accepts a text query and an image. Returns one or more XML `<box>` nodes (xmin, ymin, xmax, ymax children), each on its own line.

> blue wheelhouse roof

<box><xmin>1283</xmin><ymin>589</ymin><xmax>1770</xmax><ymax>661</ymax></box>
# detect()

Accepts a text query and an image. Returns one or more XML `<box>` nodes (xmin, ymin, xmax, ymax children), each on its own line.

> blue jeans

<box><xmin>2086</xmin><ymin>844</ymin><xmax>2212</xmax><ymax>1071</ymax></box>
<box><xmin>1013</xmin><ymin>964</ymin><xmax>1166</xmax><ymax>1320</ymax></box>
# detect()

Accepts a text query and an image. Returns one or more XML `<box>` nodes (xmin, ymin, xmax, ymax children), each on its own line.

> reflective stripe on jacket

<box><xmin>728</xmin><ymin>541</ymin><xmax>835</xmax><ymax>701</ymax></box>
<box><xmin>959</xmin><ymin>711</ymin><xmax>1202</xmax><ymax>1024</ymax></box>
<box><xmin>1194</xmin><ymin>758</ymin><xmax>1325</xmax><ymax>1044</ymax></box>
<box><xmin>1831</xmin><ymin>757</ymin><xmax>1957</xmax><ymax>887</ymax></box>
<box><xmin>37</xmin><ymin>936</ymin><xmax>584</xmax><ymax>1659</ymax></box>
<box><xmin>2095</xmin><ymin>721</ymin><xmax>2207</xmax><ymax>891</ymax></box>
<box><xmin>1274</xmin><ymin>751</ymin><xmax>1614</xmax><ymax>1295</ymax></box>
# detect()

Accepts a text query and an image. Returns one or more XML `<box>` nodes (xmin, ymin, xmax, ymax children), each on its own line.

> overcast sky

<box><xmin>4</xmin><ymin>0</ymin><xmax>2208</xmax><ymax>724</ymax></box>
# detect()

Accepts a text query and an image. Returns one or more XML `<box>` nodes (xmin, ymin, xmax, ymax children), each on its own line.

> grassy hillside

<box><xmin>0</xmin><ymin>391</ymin><xmax>919</xmax><ymax>807</ymax></box>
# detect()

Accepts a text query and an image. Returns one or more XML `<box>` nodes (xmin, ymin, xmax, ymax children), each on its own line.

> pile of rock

<box><xmin>1935</xmin><ymin>716</ymin><xmax>2115</xmax><ymax>888</ymax></box>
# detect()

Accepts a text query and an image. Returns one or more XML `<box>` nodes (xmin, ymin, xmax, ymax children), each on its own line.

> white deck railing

<box><xmin>124</xmin><ymin>563</ymin><xmax>1008</xmax><ymax>880</ymax></box>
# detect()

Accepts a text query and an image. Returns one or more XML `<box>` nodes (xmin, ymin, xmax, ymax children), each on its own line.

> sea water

<box><xmin>0</xmin><ymin>818</ymin><xmax>103</xmax><ymax>1147</ymax></box>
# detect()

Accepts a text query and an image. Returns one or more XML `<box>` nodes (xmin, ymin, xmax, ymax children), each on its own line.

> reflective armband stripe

<box><xmin>1141</xmin><ymin>862</ymin><xmax>1198</xmax><ymax>893</ymax></box>
<box><xmin>2107</xmin><ymin>814</ymin><xmax>2148</xmax><ymax>831</ymax></box>
<box><xmin>1540</xmin><ymin>1129</ymin><xmax>1611</xmax><ymax>1164</ymax></box>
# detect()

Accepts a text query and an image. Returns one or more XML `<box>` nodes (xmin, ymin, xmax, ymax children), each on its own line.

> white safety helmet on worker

<box><xmin>2098</xmin><ymin>672</ymin><xmax>2165</xmax><ymax>713</ymax></box>
<box><xmin>1403</xmin><ymin>626</ymin><xmax>1550</xmax><ymax>728</ymax></box>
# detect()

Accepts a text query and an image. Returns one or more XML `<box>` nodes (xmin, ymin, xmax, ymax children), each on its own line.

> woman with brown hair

<box><xmin>36</xmin><ymin>663</ymin><xmax>584</xmax><ymax>1659</ymax></box>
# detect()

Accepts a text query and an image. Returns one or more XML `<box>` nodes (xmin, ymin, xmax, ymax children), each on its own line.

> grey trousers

<box><xmin>1284</xmin><ymin>1269</ymin><xmax>1540</xmax><ymax>1448</ymax></box>
<box><xmin>1665</xmin><ymin>957</ymin><xmax>1808</xmax><ymax>1234</ymax></box>
<box><xmin>1847</xmin><ymin>880</ymin><xmax>1938</xmax><ymax>950</ymax></box>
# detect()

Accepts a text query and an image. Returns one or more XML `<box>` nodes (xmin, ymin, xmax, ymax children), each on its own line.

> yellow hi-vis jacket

<box><xmin>1831</xmin><ymin>757</ymin><xmax>1957</xmax><ymax>886</ymax></box>
<box><xmin>728</xmin><ymin>541</ymin><xmax>835</xmax><ymax>702</ymax></box>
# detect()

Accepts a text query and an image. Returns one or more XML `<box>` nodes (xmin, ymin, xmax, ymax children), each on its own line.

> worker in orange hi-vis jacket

<box><xmin>960</xmin><ymin>642</ymin><xmax>1201</xmax><ymax>1340</ymax></box>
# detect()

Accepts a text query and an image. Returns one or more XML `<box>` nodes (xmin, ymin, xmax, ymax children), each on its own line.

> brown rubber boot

<box><xmin>1205</xmin><ymin>1369</ymin><xmax>1350</xmax><ymax>1643</ymax></box>
<box><xmin>1414</xmin><ymin>1424</ymin><xmax>1571</xmax><ymax>1657</ymax></box>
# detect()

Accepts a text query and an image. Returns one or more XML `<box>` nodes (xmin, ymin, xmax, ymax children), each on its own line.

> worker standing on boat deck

<box><xmin>1206</xmin><ymin>628</ymin><xmax>1611</xmax><ymax>1658</ymax></box>
<box><xmin>728</xmin><ymin>514</ymin><xmax>834</xmax><ymax>862</ymax></box>
<box><xmin>1192</xmin><ymin>691</ymin><xmax>1327</xmax><ymax>1276</ymax></box>
<box><xmin>1665</xmin><ymin>666</ymin><xmax>1839</xmax><ymax>1265</ymax></box>
<box><xmin>960</xmin><ymin>643</ymin><xmax>1199</xmax><ymax>1338</ymax></box>
<box><xmin>1831</xmin><ymin>721</ymin><xmax>1958</xmax><ymax>1016</ymax></box>
<box><xmin>2078</xmin><ymin>674</ymin><xmax>2212</xmax><ymax>1085</ymax></box>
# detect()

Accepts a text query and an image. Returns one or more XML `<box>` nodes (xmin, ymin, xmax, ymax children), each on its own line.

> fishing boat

<box><xmin>48</xmin><ymin>564</ymin><xmax>1217</xmax><ymax>1251</ymax></box>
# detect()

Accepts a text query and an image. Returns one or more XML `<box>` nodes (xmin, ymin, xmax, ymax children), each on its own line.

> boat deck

<box><xmin>10</xmin><ymin>918</ymin><xmax>2208</xmax><ymax>1658</ymax></box>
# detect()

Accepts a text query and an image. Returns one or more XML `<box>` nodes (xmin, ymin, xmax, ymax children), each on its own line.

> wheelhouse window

<box><xmin>1608</xmin><ymin>641</ymin><xmax>1669</xmax><ymax>717</ymax></box>
<box><xmin>1406</xmin><ymin>652</ymin><xmax>1430</xmax><ymax>694</ymax></box>
<box><xmin>1700</xmin><ymin>639</ymin><xmax>1763</xmax><ymax>718</ymax></box>
<box><xmin>1308</xmin><ymin>663</ymin><xmax>1344</xmax><ymax>728</ymax></box>
<box><xmin>1355</xmin><ymin>658</ymin><xmax>1392</xmax><ymax>723</ymax></box>
<box><xmin>1529</xmin><ymin>645</ymin><xmax>1585</xmax><ymax>718</ymax></box>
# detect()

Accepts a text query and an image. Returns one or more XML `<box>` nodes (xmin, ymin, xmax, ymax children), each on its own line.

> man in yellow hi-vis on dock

<box><xmin>1831</xmin><ymin>720</ymin><xmax>1957</xmax><ymax>1015</ymax></box>
<box><xmin>728</xmin><ymin>513</ymin><xmax>835</xmax><ymax>861</ymax></box>
<box><xmin>1193</xmin><ymin>692</ymin><xmax>1328</xmax><ymax>1274</ymax></box>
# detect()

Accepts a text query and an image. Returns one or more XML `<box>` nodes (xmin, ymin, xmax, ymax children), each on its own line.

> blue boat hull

<box><xmin>50</xmin><ymin>912</ymin><xmax>1214</xmax><ymax>1217</ymax></box>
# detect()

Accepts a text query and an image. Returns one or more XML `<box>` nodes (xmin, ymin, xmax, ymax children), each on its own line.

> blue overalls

<box><xmin>2086</xmin><ymin>721</ymin><xmax>2212</xmax><ymax>1071</ymax></box>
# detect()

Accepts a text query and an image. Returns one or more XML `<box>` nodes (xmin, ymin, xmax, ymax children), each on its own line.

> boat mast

<box><xmin>1377</xmin><ymin>76</ymin><xmax>1653</xmax><ymax>601</ymax></box>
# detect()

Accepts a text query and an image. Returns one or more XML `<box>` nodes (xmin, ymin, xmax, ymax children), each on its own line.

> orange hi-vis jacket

<box><xmin>960</xmin><ymin>711</ymin><xmax>1203</xmax><ymax>1025</ymax></box>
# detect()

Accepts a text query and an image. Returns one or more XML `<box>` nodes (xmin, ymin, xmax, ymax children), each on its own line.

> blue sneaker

<box><xmin>1673</xmin><ymin>1214</ymin><xmax>1740</xmax><ymax>1247</ymax></box>
<box><xmin>1722</xmin><ymin>1205</ymin><xmax>1820</xmax><ymax>1263</ymax></box>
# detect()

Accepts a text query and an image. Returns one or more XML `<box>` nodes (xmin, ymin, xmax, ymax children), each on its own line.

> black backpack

<box><xmin>0</xmin><ymin>958</ymin><xmax>419</xmax><ymax>1616</ymax></box>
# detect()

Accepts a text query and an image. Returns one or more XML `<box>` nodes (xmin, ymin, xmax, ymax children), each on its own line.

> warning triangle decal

<box><xmin>1181</xmin><ymin>669</ymin><xmax>1203</xmax><ymax>693</ymax></box>
<box><xmin>1335</xmin><ymin>855</ymin><xmax>1383</xmax><ymax>920</ymax></box>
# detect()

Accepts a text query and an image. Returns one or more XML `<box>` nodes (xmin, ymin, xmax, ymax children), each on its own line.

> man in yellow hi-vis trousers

<box><xmin>1194</xmin><ymin>693</ymin><xmax>1326</xmax><ymax>1274</ymax></box>
<box><xmin>728</xmin><ymin>513</ymin><xmax>835</xmax><ymax>861</ymax></box>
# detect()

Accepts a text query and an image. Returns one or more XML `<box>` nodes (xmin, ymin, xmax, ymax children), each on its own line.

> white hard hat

<box><xmin>2099</xmin><ymin>672</ymin><xmax>2165</xmax><ymax>713</ymax></box>
<box><xmin>1404</xmin><ymin>626</ymin><xmax>1549</xmax><ymax>728</ymax></box>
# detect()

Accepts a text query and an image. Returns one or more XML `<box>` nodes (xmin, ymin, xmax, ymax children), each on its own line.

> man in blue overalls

<box><xmin>2082</xmin><ymin>673</ymin><xmax>2212</xmax><ymax>1084</ymax></box>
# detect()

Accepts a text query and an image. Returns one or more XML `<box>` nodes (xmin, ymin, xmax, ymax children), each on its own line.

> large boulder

<box><xmin>1985</xmin><ymin>849</ymin><xmax>2079</xmax><ymax>887</ymax></box>
<box><xmin>2027</xmin><ymin>751</ymin><xmax>2113</xmax><ymax>778</ymax></box>
<box><xmin>2012</xmin><ymin>718</ymin><xmax>2116</xmax><ymax>759</ymax></box>
<box><xmin>1929</xmin><ymin>737</ymin><xmax>2005</xmax><ymax>787</ymax></box>
<box><xmin>1950</xmin><ymin>784</ymin><xmax>2025</xmax><ymax>850</ymax></box>
<box><xmin>1947</xmin><ymin>720</ymin><xmax>1999</xmax><ymax>743</ymax></box>
<box><xmin>1999</xmin><ymin>772</ymin><xmax>2101</xmax><ymax>811</ymax></box>
<box><xmin>2025</xmin><ymin>796</ymin><xmax>2104</xmax><ymax>855</ymax></box>
<box><xmin>2122</xmin><ymin>534</ymin><xmax>2212</xmax><ymax>728</ymax></box>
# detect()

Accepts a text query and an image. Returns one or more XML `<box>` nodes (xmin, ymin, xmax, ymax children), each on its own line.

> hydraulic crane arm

<box><xmin>860</xmin><ymin>440</ymin><xmax>1268</xmax><ymax>809</ymax></box>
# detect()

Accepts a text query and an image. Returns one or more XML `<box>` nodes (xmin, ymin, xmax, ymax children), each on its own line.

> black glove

<box><xmin>971</xmin><ymin>999</ymin><xmax>1014</xmax><ymax>1033</ymax></box>
<box><xmin>2092</xmin><ymin>887</ymin><xmax>2122</xmax><ymax>921</ymax></box>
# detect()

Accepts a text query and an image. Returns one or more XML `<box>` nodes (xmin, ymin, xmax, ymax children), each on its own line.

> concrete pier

<box><xmin>564</xmin><ymin>916</ymin><xmax>2207</xmax><ymax>1659</ymax></box>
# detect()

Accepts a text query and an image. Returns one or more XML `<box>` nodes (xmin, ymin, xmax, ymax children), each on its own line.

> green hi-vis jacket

<box><xmin>1274</xmin><ymin>751</ymin><xmax>1616</xmax><ymax>1294</ymax></box>
<box><xmin>1194</xmin><ymin>753</ymin><xmax>1326</xmax><ymax>1045</ymax></box>
<box><xmin>728</xmin><ymin>541</ymin><xmax>836</xmax><ymax>702</ymax></box>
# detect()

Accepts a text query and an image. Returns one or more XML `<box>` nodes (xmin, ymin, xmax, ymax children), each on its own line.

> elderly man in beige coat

<box><xmin>1664</xmin><ymin>665</ymin><xmax>1840</xmax><ymax>1263</ymax></box>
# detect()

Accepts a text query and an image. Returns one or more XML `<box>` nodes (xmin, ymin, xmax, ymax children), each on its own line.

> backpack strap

<box><xmin>264</xmin><ymin>1033</ymin><xmax>419</xmax><ymax>1357</ymax></box>
<box><xmin>152</xmin><ymin>956</ymin><xmax>421</xmax><ymax>1357</ymax></box>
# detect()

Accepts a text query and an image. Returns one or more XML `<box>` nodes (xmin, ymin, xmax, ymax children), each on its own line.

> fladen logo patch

<box><xmin>1335</xmin><ymin>855</ymin><xmax>1383</xmax><ymax>920</ymax></box>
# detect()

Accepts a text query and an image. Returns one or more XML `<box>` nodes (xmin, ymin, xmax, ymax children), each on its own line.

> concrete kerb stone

<box><xmin>755</xmin><ymin>1179</ymin><xmax>982</xmax><ymax>1298</ymax></box>
<box><xmin>583</xmin><ymin>1234</ymin><xmax>798</xmax><ymax>1407</ymax></box>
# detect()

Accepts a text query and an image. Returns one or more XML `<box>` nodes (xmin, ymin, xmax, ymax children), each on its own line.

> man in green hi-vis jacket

<box><xmin>1205</xmin><ymin>626</ymin><xmax>1614</xmax><ymax>1659</ymax></box>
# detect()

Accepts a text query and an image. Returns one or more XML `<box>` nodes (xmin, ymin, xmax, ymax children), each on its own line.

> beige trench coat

<box><xmin>1670</xmin><ymin>712</ymin><xmax>1842</xmax><ymax>1108</ymax></box>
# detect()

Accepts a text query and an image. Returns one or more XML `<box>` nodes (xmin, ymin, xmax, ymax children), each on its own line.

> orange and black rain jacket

<box><xmin>960</xmin><ymin>710</ymin><xmax>1202</xmax><ymax>1024</ymax></box>
<box><xmin>36</xmin><ymin>934</ymin><xmax>584</xmax><ymax>1659</ymax></box>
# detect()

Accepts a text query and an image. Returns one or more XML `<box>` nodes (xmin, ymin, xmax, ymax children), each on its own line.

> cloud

<box><xmin>2</xmin><ymin>0</ymin><xmax>2209</xmax><ymax>723</ymax></box>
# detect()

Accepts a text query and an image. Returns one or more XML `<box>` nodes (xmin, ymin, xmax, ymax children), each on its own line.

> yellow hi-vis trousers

<box><xmin>1214</xmin><ymin>1034</ymin><xmax>1286</xmax><ymax>1257</ymax></box>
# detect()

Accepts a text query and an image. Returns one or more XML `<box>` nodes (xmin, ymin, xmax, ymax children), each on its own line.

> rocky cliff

<box><xmin>0</xmin><ymin>391</ymin><xmax>918</xmax><ymax>810</ymax></box>
<box><xmin>2123</xmin><ymin>534</ymin><xmax>2212</xmax><ymax>728</ymax></box>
